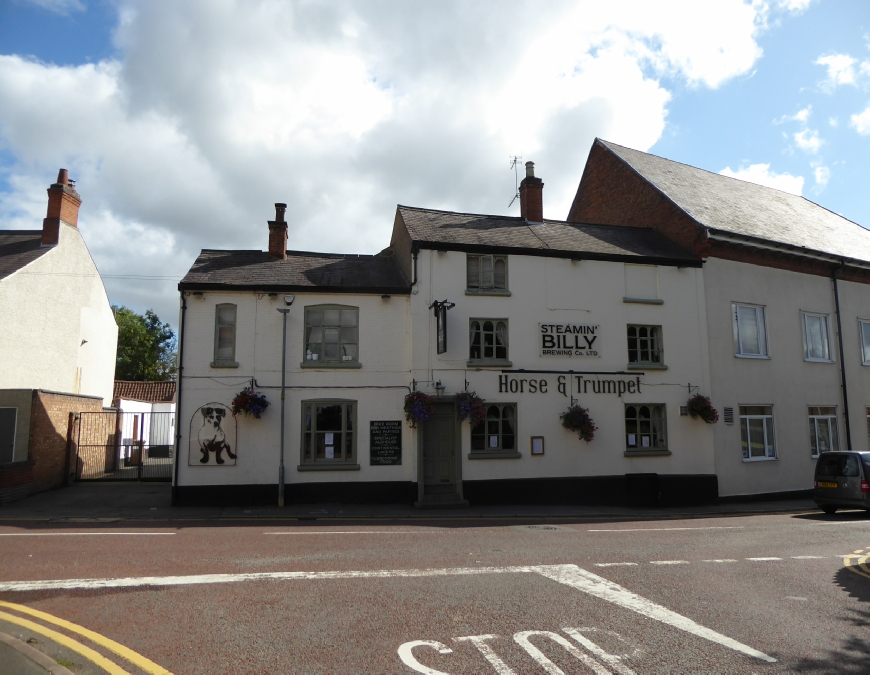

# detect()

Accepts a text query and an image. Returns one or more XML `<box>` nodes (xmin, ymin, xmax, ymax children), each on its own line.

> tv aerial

<box><xmin>508</xmin><ymin>155</ymin><xmax>523</xmax><ymax>208</ymax></box>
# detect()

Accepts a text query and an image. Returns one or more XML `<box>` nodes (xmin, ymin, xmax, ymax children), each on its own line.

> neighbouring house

<box><xmin>0</xmin><ymin>170</ymin><xmax>118</xmax><ymax>503</ymax></box>
<box><xmin>568</xmin><ymin>139</ymin><xmax>870</xmax><ymax>499</ymax></box>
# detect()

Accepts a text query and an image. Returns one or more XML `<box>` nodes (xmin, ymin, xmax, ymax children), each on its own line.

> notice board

<box><xmin>370</xmin><ymin>420</ymin><xmax>402</xmax><ymax>465</ymax></box>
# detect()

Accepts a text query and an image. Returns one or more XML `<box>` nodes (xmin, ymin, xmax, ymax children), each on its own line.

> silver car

<box><xmin>814</xmin><ymin>451</ymin><xmax>870</xmax><ymax>514</ymax></box>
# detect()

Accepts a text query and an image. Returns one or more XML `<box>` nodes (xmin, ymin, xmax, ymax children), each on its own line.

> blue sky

<box><xmin>1</xmin><ymin>0</ymin><xmax>869</xmax><ymax>327</ymax></box>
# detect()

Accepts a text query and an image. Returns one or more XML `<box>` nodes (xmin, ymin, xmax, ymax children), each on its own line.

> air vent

<box><xmin>724</xmin><ymin>407</ymin><xmax>734</xmax><ymax>425</ymax></box>
<box><xmin>680</xmin><ymin>406</ymin><xmax>688</xmax><ymax>416</ymax></box>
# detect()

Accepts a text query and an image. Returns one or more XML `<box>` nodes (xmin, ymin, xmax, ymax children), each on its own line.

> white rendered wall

<box><xmin>0</xmin><ymin>224</ymin><xmax>118</xmax><ymax>405</ymax></box>
<box><xmin>702</xmin><ymin>257</ymin><xmax>868</xmax><ymax>497</ymax></box>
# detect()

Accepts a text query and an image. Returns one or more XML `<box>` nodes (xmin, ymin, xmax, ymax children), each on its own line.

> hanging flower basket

<box><xmin>404</xmin><ymin>391</ymin><xmax>435</xmax><ymax>428</ymax></box>
<box><xmin>560</xmin><ymin>405</ymin><xmax>597</xmax><ymax>442</ymax></box>
<box><xmin>231</xmin><ymin>387</ymin><xmax>270</xmax><ymax>419</ymax></box>
<box><xmin>455</xmin><ymin>391</ymin><xmax>486</xmax><ymax>426</ymax></box>
<box><xmin>687</xmin><ymin>394</ymin><xmax>719</xmax><ymax>424</ymax></box>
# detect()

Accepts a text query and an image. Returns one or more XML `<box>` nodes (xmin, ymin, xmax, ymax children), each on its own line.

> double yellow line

<box><xmin>843</xmin><ymin>548</ymin><xmax>870</xmax><ymax>579</ymax></box>
<box><xmin>0</xmin><ymin>600</ymin><xmax>171</xmax><ymax>674</ymax></box>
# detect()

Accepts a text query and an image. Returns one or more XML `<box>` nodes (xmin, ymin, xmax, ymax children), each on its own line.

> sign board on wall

<box><xmin>436</xmin><ymin>304</ymin><xmax>448</xmax><ymax>354</ymax></box>
<box><xmin>540</xmin><ymin>323</ymin><xmax>600</xmax><ymax>357</ymax></box>
<box><xmin>370</xmin><ymin>420</ymin><xmax>402</xmax><ymax>465</ymax></box>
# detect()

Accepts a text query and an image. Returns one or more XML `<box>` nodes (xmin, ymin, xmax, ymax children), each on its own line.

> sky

<box><xmin>1</xmin><ymin>0</ymin><xmax>869</xmax><ymax>330</ymax></box>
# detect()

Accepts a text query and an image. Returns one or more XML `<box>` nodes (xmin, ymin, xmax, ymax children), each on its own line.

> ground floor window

<box><xmin>471</xmin><ymin>404</ymin><xmax>516</xmax><ymax>453</ymax></box>
<box><xmin>625</xmin><ymin>404</ymin><xmax>667</xmax><ymax>452</ymax></box>
<box><xmin>301</xmin><ymin>400</ymin><xmax>356</xmax><ymax>465</ymax></box>
<box><xmin>740</xmin><ymin>405</ymin><xmax>776</xmax><ymax>460</ymax></box>
<box><xmin>808</xmin><ymin>406</ymin><xmax>838</xmax><ymax>457</ymax></box>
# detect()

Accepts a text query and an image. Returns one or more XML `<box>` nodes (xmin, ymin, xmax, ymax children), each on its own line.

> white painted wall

<box><xmin>0</xmin><ymin>224</ymin><xmax>118</xmax><ymax>405</ymax></box>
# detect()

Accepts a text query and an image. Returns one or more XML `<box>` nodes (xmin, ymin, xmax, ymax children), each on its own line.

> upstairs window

<box><xmin>304</xmin><ymin>306</ymin><xmax>359</xmax><ymax>366</ymax></box>
<box><xmin>732</xmin><ymin>303</ymin><xmax>768</xmax><ymax>358</ymax></box>
<box><xmin>627</xmin><ymin>325</ymin><xmax>663</xmax><ymax>365</ymax></box>
<box><xmin>467</xmin><ymin>255</ymin><xmax>507</xmax><ymax>292</ymax></box>
<box><xmin>802</xmin><ymin>312</ymin><xmax>831</xmax><ymax>362</ymax></box>
<box><xmin>860</xmin><ymin>321</ymin><xmax>870</xmax><ymax>365</ymax></box>
<box><xmin>212</xmin><ymin>304</ymin><xmax>238</xmax><ymax>367</ymax></box>
<box><xmin>469</xmin><ymin>319</ymin><xmax>509</xmax><ymax>364</ymax></box>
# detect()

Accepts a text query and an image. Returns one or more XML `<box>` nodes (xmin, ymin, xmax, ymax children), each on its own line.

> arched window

<box><xmin>471</xmin><ymin>404</ymin><xmax>517</xmax><ymax>453</ymax></box>
<box><xmin>625</xmin><ymin>404</ymin><xmax>667</xmax><ymax>451</ymax></box>
<box><xmin>627</xmin><ymin>325</ymin><xmax>662</xmax><ymax>364</ymax></box>
<box><xmin>469</xmin><ymin>319</ymin><xmax>509</xmax><ymax>363</ymax></box>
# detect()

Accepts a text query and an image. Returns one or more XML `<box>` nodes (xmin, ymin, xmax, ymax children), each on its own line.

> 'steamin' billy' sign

<box><xmin>540</xmin><ymin>324</ymin><xmax>600</xmax><ymax>357</ymax></box>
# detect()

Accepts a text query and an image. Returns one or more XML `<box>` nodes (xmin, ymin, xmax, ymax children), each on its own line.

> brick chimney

<box><xmin>42</xmin><ymin>168</ymin><xmax>82</xmax><ymax>246</ymax></box>
<box><xmin>519</xmin><ymin>161</ymin><xmax>544</xmax><ymax>223</ymax></box>
<box><xmin>268</xmin><ymin>203</ymin><xmax>288</xmax><ymax>259</ymax></box>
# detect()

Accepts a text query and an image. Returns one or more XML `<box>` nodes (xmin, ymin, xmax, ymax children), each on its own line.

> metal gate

<box><xmin>75</xmin><ymin>411</ymin><xmax>174</xmax><ymax>481</ymax></box>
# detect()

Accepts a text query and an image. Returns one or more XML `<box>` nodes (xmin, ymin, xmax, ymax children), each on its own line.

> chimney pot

<box><xmin>275</xmin><ymin>203</ymin><xmax>287</xmax><ymax>223</ymax></box>
<box><xmin>519</xmin><ymin>160</ymin><xmax>544</xmax><ymax>224</ymax></box>
<box><xmin>56</xmin><ymin>168</ymin><xmax>69</xmax><ymax>186</ymax></box>
<box><xmin>42</xmin><ymin>168</ymin><xmax>82</xmax><ymax>246</ymax></box>
<box><xmin>525</xmin><ymin>161</ymin><xmax>535</xmax><ymax>178</ymax></box>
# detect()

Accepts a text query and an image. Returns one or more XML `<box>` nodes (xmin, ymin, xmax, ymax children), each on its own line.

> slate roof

<box><xmin>179</xmin><ymin>248</ymin><xmax>410</xmax><ymax>293</ymax></box>
<box><xmin>598</xmin><ymin>140</ymin><xmax>870</xmax><ymax>263</ymax></box>
<box><xmin>398</xmin><ymin>206</ymin><xmax>699</xmax><ymax>265</ymax></box>
<box><xmin>0</xmin><ymin>231</ymin><xmax>50</xmax><ymax>281</ymax></box>
<box><xmin>114</xmin><ymin>380</ymin><xmax>176</xmax><ymax>403</ymax></box>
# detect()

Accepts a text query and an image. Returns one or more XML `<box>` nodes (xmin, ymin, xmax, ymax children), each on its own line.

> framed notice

<box><xmin>370</xmin><ymin>420</ymin><xmax>402</xmax><ymax>465</ymax></box>
<box><xmin>531</xmin><ymin>436</ymin><xmax>544</xmax><ymax>456</ymax></box>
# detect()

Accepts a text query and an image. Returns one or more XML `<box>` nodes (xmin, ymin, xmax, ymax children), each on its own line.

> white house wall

<box><xmin>0</xmin><ymin>224</ymin><xmax>117</xmax><ymax>405</ymax></box>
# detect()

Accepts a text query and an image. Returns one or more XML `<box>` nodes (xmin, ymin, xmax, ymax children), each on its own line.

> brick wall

<box><xmin>28</xmin><ymin>390</ymin><xmax>104</xmax><ymax>492</ymax></box>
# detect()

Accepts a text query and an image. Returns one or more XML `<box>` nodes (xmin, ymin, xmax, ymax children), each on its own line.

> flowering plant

<box><xmin>455</xmin><ymin>391</ymin><xmax>486</xmax><ymax>426</ymax></box>
<box><xmin>231</xmin><ymin>387</ymin><xmax>270</xmax><ymax>419</ymax></box>
<box><xmin>560</xmin><ymin>405</ymin><xmax>597</xmax><ymax>442</ymax></box>
<box><xmin>687</xmin><ymin>394</ymin><xmax>719</xmax><ymax>424</ymax></box>
<box><xmin>404</xmin><ymin>391</ymin><xmax>435</xmax><ymax>428</ymax></box>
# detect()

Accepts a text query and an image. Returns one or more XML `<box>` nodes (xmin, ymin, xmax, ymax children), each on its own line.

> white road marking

<box><xmin>514</xmin><ymin>630</ymin><xmax>611</xmax><ymax>675</ymax></box>
<box><xmin>702</xmin><ymin>559</ymin><xmax>737</xmax><ymax>563</ymax></box>
<box><xmin>0</xmin><ymin>533</ymin><xmax>176</xmax><ymax>537</ymax></box>
<box><xmin>649</xmin><ymin>560</ymin><xmax>690</xmax><ymax>565</ymax></box>
<box><xmin>594</xmin><ymin>563</ymin><xmax>638</xmax><ymax>568</ymax></box>
<box><xmin>746</xmin><ymin>557</ymin><xmax>782</xmax><ymax>561</ymax></box>
<box><xmin>0</xmin><ymin>563</ymin><xmax>775</xmax><ymax>663</ymax></box>
<box><xmin>587</xmin><ymin>527</ymin><xmax>742</xmax><ymax>533</ymax></box>
<box><xmin>791</xmin><ymin>555</ymin><xmax>827</xmax><ymax>560</ymax></box>
<box><xmin>454</xmin><ymin>635</ymin><xmax>516</xmax><ymax>675</ymax></box>
<box><xmin>785</xmin><ymin>597</ymin><xmax>808</xmax><ymax>601</ymax></box>
<box><xmin>264</xmin><ymin>531</ymin><xmax>434</xmax><ymax>535</ymax></box>
<box><xmin>561</xmin><ymin>628</ymin><xmax>637</xmax><ymax>675</ymax></box>
<box><xmin>398</xmin><ymin>640</ymin><xmax>452</xmax><ymax>675</ymax></box>
<box><xmin>534</xmin><ymin>565</ymin><xmax>776</xmax><ymax>663</ymax></box>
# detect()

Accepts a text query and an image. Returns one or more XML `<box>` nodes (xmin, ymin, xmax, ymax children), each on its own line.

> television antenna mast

<box><xmin>508</xmin><ymin>156</ymin><xmax>523</xmax><ymax>208</ymax></box>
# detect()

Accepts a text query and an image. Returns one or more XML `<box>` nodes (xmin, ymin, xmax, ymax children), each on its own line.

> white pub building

<box><xmin>173</xmin><ymin>140</ymin><xmax>870</xmax><ymax>508</ymax></box>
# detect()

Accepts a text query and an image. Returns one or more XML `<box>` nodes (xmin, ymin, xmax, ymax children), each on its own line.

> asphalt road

<box><xmin>1</xmin><ymin>510</ymin><xmax>869</xmax><ymax>674</ymax></box>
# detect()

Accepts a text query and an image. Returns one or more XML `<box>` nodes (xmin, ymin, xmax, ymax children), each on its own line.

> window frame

<box><xmin>211</xmin><ymin>303</ymin><xmax>238</xmax><ymax>368</ymax></box>
<box><xmin>732</xmin><ymin>303</ymin><xmax>769</xmax><ymax>359</ymax></box>
<box><xmin>468</xmin><ymin>318</ymin><xmax>511</xmax><ymax>367</ymax></box>
<box><xmin>624</xmin><ymin>404</ymin><xmax>669</xmax><ymax>455</ymax></box>
<box><xmin>808</xmin><ymin>406</ymin><xmax>839</xmax><ymax>458</ymax></box>
<box><xmin>859</xmin><ymin>320</ymin><xmax>870</xmax><ymax>366</ymax></box>
<box><xmin>627</xmin><ymin>324</ymin><xmax>665</xmax><ymax>369</ymax></box>
<box><xmin>301</xmin><ymin>304</ymin><xmax>361</xmax><ymax>369</ymax></box>
<box><xmin>801</xmin><ymin>311</ymin><xmax>833</xmax><ymax>362</ymax></box>
<box><xmin>298</xmin><ymin>399</ymin><xmax>360</xmax><ymax>471</ymax></box>
<box><xmin>739</xmin><ymin>405</ymin><xmax>777</xmax><ymax>462</ymax></box>
<box><xmin>466</xmin><ymin>254</ymin><xmax>510</xmax><ymax>296</ymax></box>
<box><xmin>469</xmin><ymin>402</ymin><xmax>520</xmax><ymax>459</ymax></box>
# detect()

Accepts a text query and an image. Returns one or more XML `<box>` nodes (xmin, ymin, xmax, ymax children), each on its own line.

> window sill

<box><xmin>623</xmin><ymin>297</ymin><xmax>663</xmax><ymax>305</ymax></box>
<box><xmin>627</xmin><ymin>363</ymin><xmax>667</xmax><ymax>370</ymax></box>
<box><xmin>734</xmin><ymin>354</ymin><xmax>771</xmax><ymax>360</ymax></box>
<box><xmin>467</xmin><ymin>360</ymin><xmax>512</xmax><ymax>368</ymax></box>
<box><xmin>300</xmin><ymin>361</ymin><xmax>362</xmax><ymax>369</ymax></box>
<box><xmin>210</xmin><ymin>361</ymin><xmax>239</xmax><ymax>369</ymax></box>
<box><xmin>465</xmin><ymin>289</ymin><xmax>512</xmax><ymax>297</ymax></box>
<box><xmin>297</xmin><ymin>463</ymin><xmax>361</xmax><ymax>472</ymax></box>
<box><xmin>624</xmin><ymin>450</ymin><xmax>671</xmax><ymax>457</ymax></box>
<box><xmin>804</xmin><ymin>359</ymin><xmax>835</xmax><ymax>364</ymax></box>
<box><xmin>742</xmin><ymin>456</ymin><xmax>777</xmax><ymax>463</ymax></box>
<box><xmin>468</xmin><ymin>451</ymin><xmax>522</xmax><ymax>460</ymax></box>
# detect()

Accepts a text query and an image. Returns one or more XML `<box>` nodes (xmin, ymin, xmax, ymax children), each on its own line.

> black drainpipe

<box><xmin>832</xmin><ymin>264</ymin><xmax>852</xmax><ymax>450</ymax></box>
<box><xmin>411</xmin><ymin>245</ymin><xmax>419</xmax><ymax>288</ymax></box>
<box><xmin>171</xmin><ymin>292</ymin><xmax>187</xmax><ymax>504</ymax></box>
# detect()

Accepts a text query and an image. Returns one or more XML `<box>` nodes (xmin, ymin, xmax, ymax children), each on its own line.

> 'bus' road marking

<box><xmin>0</xmin><ymin>563</ymin><xmax>775</xmax><ymax>663</ymax></box>
<box><xmin>0</xmin><ymin>532</ymin><xmax>176</xmax><ymax>537</ymax></box>
<box><xmin>587</xmin><ymin>527</ymin><xmax>743</xmax><ymax>533</ymax></box>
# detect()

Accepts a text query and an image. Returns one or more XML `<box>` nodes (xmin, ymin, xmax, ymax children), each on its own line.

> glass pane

<box><xmin>304</xmin><ymin>432</ymin><xmax>311</xmax><ymax>460</ymax></box>
<box><xmin>324</xmin><ymin>328</ymin><xmax>339</xmax><ymax>344</ymax></box>
<box><xmin>316</xmin><ymin>404</ymin><xmax>343</xmax><ymax>431</ymax></box>
<box><xmin>862</xmin><ymin>323</ymin><xmax>870</xmax><ymax>364</ymax></box>
<box><xmin>481</xmin><ymin>256</ymin><xmax>494</xmax><ymax>288</ymax></box>
<box><xmin>625</xmin><ymin>406</ymin><xmax>636</xmax><ymax>419</ymax></box>
<box><xmin>741</xmin><ymin>421</ymin><xmax>750</xmax><ymax>459</ymax></box>
<box><xmin>307</xmin><ymin>327</ymin><xmax>322</xmax><ymax>345</ymax></box>
<box><xmin>324</xmin><ymin>343</ymin><xmax>339</xmax><ymax>359</ymax></box>
<box><xmin>805</xmin><ymin>315</ymin><xmax>825</xmax><ymax>359</ymax></box>
<box><xmin>340</xmin><ymin>326</ymin><xmax>356</xmax><ymax>343</ymax></box>
<box><xmin>494</xmin><ymin>259</ymin><xmax>506</xmax><ymax>289</ymax></box>
<box><xmin>304</xmin><ymin>405</ymin><xmax>312</xmax><ymax>432</ymax></box>
<box><xmin>306</xmin><ymin>309</ymin><xmax>323</xmax><ymax>326</ymax></box>
<box><xmin>816</xmin><ymin>418</ymin><xmax>832</xmax><ymax>453</ymax></box>
<box><xmin>818</xmin><ymin>407</ymin><xmax>836</xmax><ymax>416</ymax></box>
<box><xmin>323</xmin><ymin>309</ymin><xmax>340</xmax><ymax>326</ymax></box>
<box><xmin>830</xmin><ymin>419</ymin><xmax>839</xmax><ymax>452</ymax></box>
<box><xmin>345</xmin><ymin>406</ymin><xmax>353</xmax><ymax>431</ymax></box>
<box><xmin>738</xmin><ymin>306</ymin><xmax>760</xmax><ymax>355</ymax></box>
<box><xmin>218</xmin><ymin>326</ymin><xmax>234</xmax><ymax>348</ymax></box>
<box><xmin>218</xmin><ymin>306</ymin><xmax>235</xmax><ymax>324</ymax></box>
<box><xmin>341</xmin><ymin>343</ymin><xmax>357</xmax><ymax>360</ymax></box>
<box><xmin>740</xmin><ymin>406</ymin><xmax>772</xmax><ymax>416</ymax></box>
<box><xmin>345</xmin><ymin>432</ymin><xmax>353</xmax><ymax>459</ymax></box>
<box><xmin>340</xmin><ymin>310</ymin><xmax>357</xmax><ymax>326</ymax></box>
<box><xmin>467</xmin><ymin>256</ymin><xmax>480</xmax><ymax>288</ymax></box>
<box><xmin>842</xmin><ymin>456</ymin><xmax>860</xmax><ymax>477</ymax></box>
<box><xmin>748</xmin><ymin>418</ymin><xmax>766</xmax><ymax>457</ymax></box>
<box><xmin>809</xmin><ymin>419</ymin><xmax>818</xmax><ymax>456</ymax></box>
<box><xmin>765</xmin><ymin>418</ymin><xmax>776</xmax><ymax>457</ymax></box>
<box><xmin>471</xmin><ymin>420</ymin><xmax>485</xmax><ymax>450</ymax></box>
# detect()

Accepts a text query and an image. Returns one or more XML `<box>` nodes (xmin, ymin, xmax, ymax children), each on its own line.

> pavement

<box><xmin>0</xmin><ymin>481</ymin><xmax>818</xmax><ymax>522</ymax></box>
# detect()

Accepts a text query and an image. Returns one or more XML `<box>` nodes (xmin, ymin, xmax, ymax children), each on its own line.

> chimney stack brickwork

<box><xmin>519</xmin><ymin>161</ymin><xmax>544</xmax><ymax>223</ymax></box>
<box><xmin>268</xmin><ymin>202</ymin><xmax>288</xmax><ymax>259</ymax></box>
<box><xmin>42</xmin><ymin>168</ymin><xmax>82</xmax><ymax>247</ymax></box>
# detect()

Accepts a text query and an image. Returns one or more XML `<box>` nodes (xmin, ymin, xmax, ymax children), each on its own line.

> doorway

<box><xmin>417</xmin><ymin>399</ymin><xmax>465</xmax><ymax>507</ymax></box>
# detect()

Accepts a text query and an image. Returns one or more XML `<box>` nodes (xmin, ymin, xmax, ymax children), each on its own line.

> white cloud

<box><xmin>775</xmin><ymin>105</ymin><xmax>811</xmax><ymax>124</ymax></box>
<box><xmin>851</xmin><ymin>105</ymin><xmax>870</xmax><ymax>135</ymax></box>
<box><xmin>794</xmin><ymin>128</ymin><xmax>822</xmax><ymax>153</ymax></box>
<box><xmin>815</xmin><ymin>53</ymin><xmax>862</xmax><ymax>90</ymax></box>
<box><xmin>829</xmin><ymin>116</ymin><xmax>839</xmax><ymax>127</ymax></box>
<box><xmin>813</xmin><ymin>164</ymin><xmax>831</xmax><ymax>189</ymax></box>
<box><xmin>777</xmin><ymin>0</ymin><xmax>813</xmax><ymax>11</ymax></box>
<box><xmin>0</xmin><ymin>0</ymin><xmax>779</xmax><ymax>325</ymax></box>
<box><xmin>24</xmin><ymin>0</ymin><xmax>84</xmax><ymax>14</ymax></box>
<box><xmin>720</xmin><ymin>163</ymin><xmax>804</xmax><ymax>195</ymax></box>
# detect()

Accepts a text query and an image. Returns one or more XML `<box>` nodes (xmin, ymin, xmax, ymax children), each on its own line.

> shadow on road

<box><xmin>792</xmin><ymin>510</ymin><xmax>870</xmax><ymax>523</ymax></box>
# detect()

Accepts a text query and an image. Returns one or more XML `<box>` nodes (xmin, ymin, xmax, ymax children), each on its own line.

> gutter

<box><xmin>707</xmin><ymin>230</ymin><xmax>870</xmax><ymax>272</ymax></box>
<box><xmin>171</xmin><ymin>293</ymin><xmax>187</xmax><ymax>504</ymax></box>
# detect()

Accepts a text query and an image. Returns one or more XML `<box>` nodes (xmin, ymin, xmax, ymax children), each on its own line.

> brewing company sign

<box><xmin>540</xmin><ymin>323</ymin><xmax>600</xmax><ymax>357</ymax></box>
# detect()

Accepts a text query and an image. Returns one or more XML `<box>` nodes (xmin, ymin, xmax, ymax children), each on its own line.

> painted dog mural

<box><xmin>189</xmin><ymin>404</ymin><xmax>237</xmax><ymax>466</ymax></box>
